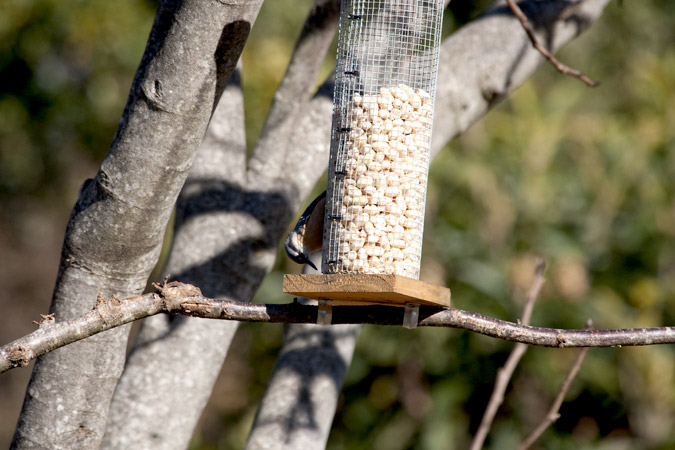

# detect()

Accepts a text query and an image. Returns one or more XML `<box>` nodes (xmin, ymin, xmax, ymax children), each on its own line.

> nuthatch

<box><xmin>285</xmin><ymin>190</ymin><xmax>326</xmax><ymax>271</ymax></box>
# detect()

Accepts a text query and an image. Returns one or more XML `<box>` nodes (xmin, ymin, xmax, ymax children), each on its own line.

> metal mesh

<box><xmin>322</xmin><ymin>0</ymin><xmax>443</xmax><ymax>279</ymax></box>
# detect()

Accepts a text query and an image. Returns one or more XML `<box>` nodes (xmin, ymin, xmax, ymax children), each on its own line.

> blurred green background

<box><xmin>1</xmin><ymin>0</ymin><xmax>674</xmax><ymax>449</ymax></box>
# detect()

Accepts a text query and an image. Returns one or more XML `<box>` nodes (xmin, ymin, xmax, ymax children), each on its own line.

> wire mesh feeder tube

<box><xmin>322</xmin><ymin>0</ymin><xmax>443</xmax><ymax>279</ymax></box>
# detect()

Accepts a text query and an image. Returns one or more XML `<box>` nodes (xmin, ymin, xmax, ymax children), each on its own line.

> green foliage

<box><xmin>0</xmin><ymin>0</ymin><xmax>157</xmax><ymax>199</ymax></box>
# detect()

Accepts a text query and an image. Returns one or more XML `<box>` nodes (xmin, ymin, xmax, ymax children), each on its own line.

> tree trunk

<box><xmin>102</xmin><ymin>1</ymin><xmax>339</xmax><ymax>448</ymax></box>
<box><xmin>11</xmin><ymin>0</ymin><xmax>262</xmax><ymax>448</ymax></box>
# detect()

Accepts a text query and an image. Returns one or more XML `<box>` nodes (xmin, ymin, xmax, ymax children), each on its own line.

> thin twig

<box><xmin>520</xmin><ymin>258</ymin><xmax>546</xmax><ymax>325</ymax></box>
<box><xmin>2</xmin><ymin>281</ymin><xmax>675</xmax><ymax>374</ymax></box>
<box><xmin>470</xmin><ymin>258</ymin><xmax>546</xmax><ymax>450</ymax></box>
<box><xmin>518</xmin><ymin>320</ymin><xmax>592</xmax><ymax>449</ymax></box>
<box><xmin>507</xmin><ymin>0</ymin><xmax>599</xmax><ymax>87</ymax></box>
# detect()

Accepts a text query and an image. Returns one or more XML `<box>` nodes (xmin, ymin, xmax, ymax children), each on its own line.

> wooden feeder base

<box><xmin>283</xmin><ymin>273</ymin><xmax>451</xmax><ymax>308</ymax></box>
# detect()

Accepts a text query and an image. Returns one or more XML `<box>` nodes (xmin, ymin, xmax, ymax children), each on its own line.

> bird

<box><xmin>285</xmin><ymin>190</ymin><xmax>326</xmax><ymax>271</ymax></box>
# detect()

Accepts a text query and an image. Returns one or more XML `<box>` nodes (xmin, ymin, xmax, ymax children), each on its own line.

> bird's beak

<box><xmin>305</xmin><ymin>257</ymin><xmax>318</xmax><ymax>271</ymax></box>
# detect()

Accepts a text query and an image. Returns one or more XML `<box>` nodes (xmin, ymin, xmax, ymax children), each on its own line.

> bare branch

<box><xmin>507</xmin><ymin>0</ymin><xmax>599</xmax><ymax>87</ymax></box>
<box><xmin>518</xmin><ymin>321</ymin><xmax>592</xmax><ymax>449</ymax></box>
<box><xmin>521</xmin><ymin>258</ymin><xmax>546</xmax><ymax>324</ymax></box>
<box><xmin>470</xmin><ymin>258</ymin><xmax>546</xmax><ymax>450</ymax></box>
<box><xmin>3</xmin><ymin>281</ymin><xmax>675</xmax><ymax>375</ymax></box>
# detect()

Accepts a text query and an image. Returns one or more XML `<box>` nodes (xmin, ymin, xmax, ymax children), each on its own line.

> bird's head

<box><xmin>284</xmin><ymin>232</ymin><xmax>318</xmax><ymax>271</ymax></box>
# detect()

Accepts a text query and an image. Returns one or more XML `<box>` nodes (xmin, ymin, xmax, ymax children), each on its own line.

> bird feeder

<box><xmin>284</xmin><ymin>0</ymin><xmax>450</xmax><ymax>317</ymax></box>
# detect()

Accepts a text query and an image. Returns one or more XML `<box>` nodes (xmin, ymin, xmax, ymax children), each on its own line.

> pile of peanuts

<box><xmin>330</xmin><ymin>84</ymin><xmax>433</xmax><ymax>278</ymax></box>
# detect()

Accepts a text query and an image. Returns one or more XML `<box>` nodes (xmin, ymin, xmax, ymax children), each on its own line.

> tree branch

<box><xmin>2</xmin><ymin>281</ymin><xmax>674</xmax><ymax>375</ymax></box>
<box><xmin>506</xmin><ymin>0</ymin><xmax>599</xmax><ymax>87</ymax></box>
<box><xmin>518</xmin><ymin>323</ymin><xmax>592</xmax><ymax>449</ymax></box>
<box><xmin>470</xmin><ymin>259</ymin><xmax>546</xmax><ymax>450</ymax></box>
<box><xmin>431</xmin><ymin>0</ymin><xmax>611</xmax><ymax>158</ymax></box>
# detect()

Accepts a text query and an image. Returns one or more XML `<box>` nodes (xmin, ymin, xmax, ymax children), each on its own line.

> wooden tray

<box><xmin>283</xmin><ymin>273</ymin><xmax>450</xmax><ymax>307</ymax></box>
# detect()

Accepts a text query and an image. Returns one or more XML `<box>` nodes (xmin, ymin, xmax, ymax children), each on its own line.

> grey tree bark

<box><xmin>11</xmin><ymin>0</ymin><xmax>262</xmax><ymax>449</ymax></box>
<box><xmin>10</xmin><ymin>0</ymin><xmax>613</xmax><ymax>449</ymax></box>
<box><xmin>101</xmin><ymin>67</ymin><xmax>249</xmax><ymax>450</ymax></box>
